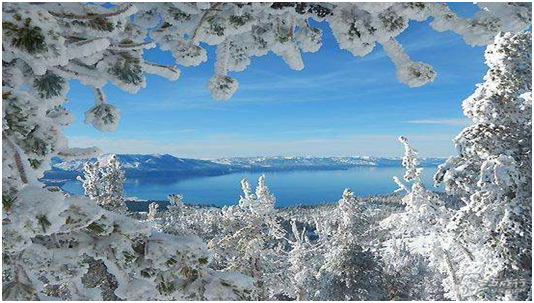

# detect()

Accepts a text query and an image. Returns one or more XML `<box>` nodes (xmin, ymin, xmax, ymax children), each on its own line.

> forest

<box><xmin>2</xmin><ymin>2</ymin><xmax>532</xmax><ymax>301</ymax></box>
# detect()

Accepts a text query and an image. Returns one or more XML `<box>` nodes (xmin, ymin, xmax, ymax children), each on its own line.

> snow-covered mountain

<box><xmin>44</xmin><ymin>154</ymin><xmax>445</xmax><ymax>179</ymax></box>
<box><xmin>213</xmin><ymin>155</ymin><xmax>444</xmax><ymax>170</ymax></box>
<box><xmin>45</xmin><ymin>154</ymin><xmax>232</xmax><ymax>179</ymax></box>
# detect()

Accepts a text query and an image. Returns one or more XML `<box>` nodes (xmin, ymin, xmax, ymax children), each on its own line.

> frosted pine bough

<box><xmin>1</xmin><ymin>2</ymin><xmax>532</xmax><ymax>301</ymax></box>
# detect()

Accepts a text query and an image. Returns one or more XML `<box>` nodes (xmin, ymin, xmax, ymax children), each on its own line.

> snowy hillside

<box><xmin>44</xmin><ymin>154</ymin><xmax>445</xmax><ymax>179</ymax></box>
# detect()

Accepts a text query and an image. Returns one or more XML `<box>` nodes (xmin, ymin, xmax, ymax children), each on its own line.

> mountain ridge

<box><xmin>44</xmin><ymin>153</ymin><xmax>446</xmax><ymax>180</ymax></box>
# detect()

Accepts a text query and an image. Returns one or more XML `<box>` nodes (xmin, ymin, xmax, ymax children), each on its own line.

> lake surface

<box><xmin>61</xmin><ymin>167</ymin><xmax>443</xmax><ymax>208</ymax></box>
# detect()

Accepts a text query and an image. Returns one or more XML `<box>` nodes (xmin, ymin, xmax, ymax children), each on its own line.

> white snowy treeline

<box><xmin>152</xmin><ymin>174</ymin><xmax>392</xmax><ymax>300</ymax></box>
<box><xmin>1</xmin><ymin>1</ymin><xmax>531</xmax><ymax>301</ymax></box>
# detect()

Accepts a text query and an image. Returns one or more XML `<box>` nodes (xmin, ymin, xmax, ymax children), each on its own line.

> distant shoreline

<box><xmin>45</xmin><ymin>153</ymin><xmax>446</xmax><ymax>181</ymax></box>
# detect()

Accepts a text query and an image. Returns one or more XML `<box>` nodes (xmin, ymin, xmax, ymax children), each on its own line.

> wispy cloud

<box><xmin>178</xmin><ymin>129</ymin><xmax>195</xmax><ymax>133</ymax></box>
<box><xmin>405</xmin><ymin>118</ymin><xmax>470</xmax><ymax>126</ymax></box>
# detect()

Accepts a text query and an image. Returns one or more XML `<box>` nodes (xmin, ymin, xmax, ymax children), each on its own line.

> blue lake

<box><xmin>61</xmin><ymin>166</ymin><xmax>443</xmax><ymax>208</ymax></box>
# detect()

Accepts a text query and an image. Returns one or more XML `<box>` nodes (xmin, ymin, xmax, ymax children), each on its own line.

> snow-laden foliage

<box><xmin>78</xmin><ymin>154</ymin><xmax>128</xmax><ymax>213</ymax></box>
<box><xmin>207</xmin><ymin>175</ymin><xmax>282</xmax><ymax>300</ymax></box>
<box><xmin>152</xmin><ymin>178</ymin><xmax>397</xmax><ymax>300</ymax></box>
<box><xmin>285</xmin><ymin>219</ymin><xmax>317</xmax><ymax>301</ymax></box>
<box><xmin>314</xmin><ymin>188</ymin><xmax>388</xmax><ymax>301</ymax></box>
<box><xmin>147</xmin><ymin>202</ymin><xmax>159</xmax><ymax>221</ymax></box>
<box><xmin>433</xmin><ymin>32</ymin><xmax>532</xmax><ymax>301</ymax></box>
<box><xmin>3</xmin><ymin>157</ymin><xmax>253</xmax><ymax>301</ymax></box>
<box><xmin>151</xmin><ymin>175</ymin><xmax>283</xmax><ymax>299</ymax></box>
<box><xmin>83</xmin><ymin>89</ymin><xmax>121</xmax><ymax>132</ymax></box>
<box><xmin>380</xmin><ymin>33</ymin><xmax>532</xmax><ymax>301</ymax></box>
<box><xmin>381</xmin><ymin>241</ymin><xmax>444</xmax><ymax>300</ymax></box>
<box><xmin>380</xmin><ymin>137</ymin><xmax>452</xmax><ymax>299</ymax></box>
<box><xmin>2</xmin><ymin>2</ymin><xmax>532</xmax><ymax>301</ymax></box>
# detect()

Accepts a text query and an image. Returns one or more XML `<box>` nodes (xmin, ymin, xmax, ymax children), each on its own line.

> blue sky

<box><xmin>65</xmin><ymin>3</ymin><xmax>487</xmax><ymax>159</ymax></box>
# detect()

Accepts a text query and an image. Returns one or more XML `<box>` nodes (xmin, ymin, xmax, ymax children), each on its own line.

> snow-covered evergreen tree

<box><xmin>158</xmin><ymin>193</ymin><xmax>222</xmax><ymax>240</ymax></box>
<box><xmin>77</xmin><ymin>161</ymin><xmax>102</xmax><ymax>201</ymax></box>
<box><xmin>316</xmin><ymin>189</ymin><xmax>387</xmax><ymax>300</ymax></box>
<box><xmin>77</xmin><ymin>155</ymin><xmax>127</xmax><ymax>213</ymax></box>
<box><xmin>381</xmin><ymin>137</ymin><xmax>449</xmax><ymax>300</ymax></box>
<box><xmin>147</xmin><ymin>202</ymin><xmax>159</xmax><ymax>221</ymax></box>
<box><xmin>316</xmin><ymin>239</ymin><xmax>387</xmax><ymax>301</ymax></box>
<box><xmin>384</xmin><ymin>136</ymin><xmax>449</xmax><ymax>237</ymax></box>
<box><xmin>101</xmin><ymin>155</ymin><xmax>128</xmax><ymax>213</ymax></box>
<box><xmin>167</xmin><ymin>193</ymin><xmax>184</xmax><ymax>214</ymax></box>
<box><xmin>382</xmin><ymin>240</ymin><xmax>444</xmax><ymax>300</ymax></box>
<box><xmin>286</xmin><ymin>220</ymin><xmax>318</xmax><ymax>301</ymax></box>
<box><xmin>208</xmin><ymin>175</ymin><xmax>284</xmax><ymax>300</ymax></box>
<box><xmin>434</xmin><ymin>32</ymin><xmax>532</xmax><ymax>300</ymax></box>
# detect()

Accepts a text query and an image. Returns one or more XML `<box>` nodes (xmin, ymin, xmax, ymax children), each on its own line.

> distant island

<box><xmin>43</xmin><ymin>154</ymin><xmax>446</xmax><ymax>181</ymax></box>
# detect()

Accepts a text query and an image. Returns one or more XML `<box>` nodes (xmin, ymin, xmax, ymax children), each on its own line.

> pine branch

<box><xmin>93</xmin><ymin>87</ymin><xmax>105</xmax><ymax>105</ymax></box>
<box><xmin>443</xmin><ymin>249</ymin><xmax>462</xmax><ymax>301</ymax></box>
<box><xmin>54</xmin><ymin>66</ymin><xmax>81</xmax><ymax>77</ymax></box>
<box><xmin>47</xmin><ymin>3</ymin><xmax>135</xmax><ymax>20</ymax></box>
<box><xmin>67</xmin><ymin>37</ymin><xmax>108</xmax><ymax>48</ymax></box>
<box><xmin>143</xmin><ymin>61</ymin><xmax>179</xmax><ymax>75</ymax></box>
<box><xmin>190</xmin><ymin>2</ymin><xmax>222</xmax><ymax>44</ymax></box>
<box><xmin>2</xmin><ymin>132</ymin><xmax>29</xmax><ymax>184</ymax></box>
<box><xmin>109</xmin><ymin>41</ymin><xmax>156</xmax><ymax>50</ymax></box>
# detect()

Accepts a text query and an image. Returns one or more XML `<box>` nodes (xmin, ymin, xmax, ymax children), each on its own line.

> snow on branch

<box><xmin>46</xmin><ymin>3</ymin><xmax>137</xmax><ymax>21</ymax></box>
<box><xmin>84</xmin><ymin>87</ymin><xmax>121</xmax><ymax>132</ymax></box>
<box><xmin>208</xmin><ymin>40</ymin><xmax>239</xmax><ymax>100</ymax></box>
<box><xmin>398</xmin><ymin>136</ymin><xmax>423</xmax><ymax>183</ymax></box>
<box><xmin>381</xmin><ymin>38</ymin><xmax>436</xmax><ymax>87</ymax></box>
<box><xmin>143</xmin><ymin>62</ymin><xmax>180</xmax><ymax>81</ymax></box>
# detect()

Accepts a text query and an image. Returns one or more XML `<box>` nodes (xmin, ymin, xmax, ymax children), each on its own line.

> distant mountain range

<box><xmin>43</xmin><ymin>154</ymin><xmax>445</xmax><ymax>180</ymax></box>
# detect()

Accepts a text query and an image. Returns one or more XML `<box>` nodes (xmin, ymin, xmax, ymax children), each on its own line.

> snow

<box><xmin>84</xmin><ymin>103</ymin><xmax>121</xmax><ymax>132</ymax></box>
<box><xmin>2</xmin><ymin>2</ymin><xmax>531</xmax><ymax>301</ymax></box>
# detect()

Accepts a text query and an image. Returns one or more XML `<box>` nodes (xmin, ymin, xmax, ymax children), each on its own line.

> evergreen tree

<box><xmin>381</xmin><ymin>137</ymin><xmax>448</xmax><ymax>300</ymax></box>
<box><xmin>78</xmin><ymin>155</ymin><xmax>127</xmax><ymax>213</ymax></box>
<box><xmin>286</xmin><ymin>220</ymin><xmax>318</xmax><ymax>301</ymax></box>
<box><xmin>316</xmin><ymin>189</ymin><xmax>388</xmax><ymax>300</ymax></box>
<box><xmin>100</xmin><ymin>155</ymin><xmax>128</xmax><ymax>213</ymax></box>
<box><xmin>147</xmin><ymin>202</ymin><xmax>159</xmax><ymax>221</ymax></box>
<box><xmin>434</xmin><ymin>32</ymin><xmax>532</xmax><ymax>300</ymax></box>
<box><xmin>208</xmin><ymin>175</ymin><xmax>283</xmax><ymax>300</ymax></box>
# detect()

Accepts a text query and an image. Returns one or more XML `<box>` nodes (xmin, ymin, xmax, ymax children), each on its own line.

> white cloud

<box><xmin>405</xmin><ymin>118</ymin><xmax>470</xmax><ymax>126</ymax></box>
